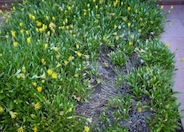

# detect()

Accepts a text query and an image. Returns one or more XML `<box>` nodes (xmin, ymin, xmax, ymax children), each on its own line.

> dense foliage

<box><xmin>0</xmin><ymin>0</ymin><xmax>181</xmax><ymax>131</ymax></box>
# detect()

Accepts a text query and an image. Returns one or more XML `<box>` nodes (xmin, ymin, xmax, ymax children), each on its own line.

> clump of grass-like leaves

<box><xmin>0</xmin><ymin>0</ymin><xmax>181</xmax><ymax>131</ymax></box>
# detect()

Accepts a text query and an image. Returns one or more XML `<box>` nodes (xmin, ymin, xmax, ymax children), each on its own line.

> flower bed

<box><xmin>0</xmin><ymin>0</ymin><xmax>182</xmax><ymax>131</ymax></box>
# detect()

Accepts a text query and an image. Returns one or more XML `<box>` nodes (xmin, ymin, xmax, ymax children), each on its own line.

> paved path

<box><xmin>161</xmin><ymin>5</ymin><xmax>184</xmax><ymax>128</ymax></box>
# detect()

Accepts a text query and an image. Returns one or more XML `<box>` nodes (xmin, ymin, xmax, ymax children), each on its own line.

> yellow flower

<box><xmin>0</xmin><ymin>106</ymin><xmax>4</xmax><ymax>114</ymax></box>
<box><xmin>33</xmin><ymin>127</ymin><xmax>38</xmax><ymax>132</ymax></box>
<box><xmin>51</xmin><ymin>72</ymin><xmax>57</xmax><ymax>79</ymax></box>
<box><xmin>181</xmin><ymin>57</ymin><xmax>184</xmax><ymax>62</ymax></box>
<box><xmin>27</xmin><ymin>37</ymin><xmax>31</xmax><ymax>44</ymax></box>
<box><xmin>65</xmin><ymin>18</ymin><xmax>68</xmax><ymax>23</ymax></box>
<box><xmin>32</xmin><ymin>82</ymin><xmax>37</xmax><ymax>87</ymax></box>
<box><xmin>129</xmin><ymin>41</ymin><xmax>133</xmax><ymax>46</ymax></box>
<box><xmin>42</xmin><ymin>24</ymin><xmax>47</xmax><ymax>31</ymax></box>
<box><xmin>41</xmin><ymin>59</ymin><xmax>46</xmax><ymax>65</ymax></box>
<box><xmin>11</xmin><ymin>31</ymin><xmax>16</xmax><ymax>37</ymax></box>
<box><xmin>49</xmin><ymin>22</ymin><xmax>56</xmax><ymax>29</ymax></box>
<box><xmin>84</xmin><ymin>126</ymin><xmax>90</xmax><ymax>132</ymax></box>
<box><xmin>77</xmin><ymin>51</ymin><xmax>82</xmax><ymax>57</ymax></box>
<box><xmin>74</xmin><ymin>74</ymin><xmax>79</xmax><ymax>78</ymax></box>
<box><xmin>165</xmin><ymin>43</ymin><xmax>170</xmax><ymax>47</ymax></box>
<box><xmin>128</xmin><ymin>22</ymin><xmax>131</xmax><ymax>27</ymax></box>
<box><xmin>115</xmin><ymin>36</ymin><xmax>119</xmax><ymax>41</ymax></box>
<box><xmin>20</xmin><ymin>29</ymin><xmax>24</xmax><ymax>33</ymax></box>
<box><xmin>113</xmin><ymin>0</ymin><xmax>119</xmax><ymax>7</ymax></box>
<box><xmin>12</xmin><ymin>7</ymin><xmax>16</xmax><ymax>10</ymax></box>
<box><xmin>19</xmin><ymin>22</ymin><xmax>23</xmax><ymax>27</ymax></box>
<box><xmin>28</xmin><ymin>14</ymin><xmax>32</xmax><ymax>19</ymax></box>
<box><xmin>0</xmin><ymin>9</ymin><xmax>2</xmax><ymax>14</ymax></box>
<box><xmin>131</xmin><ymin>35</ymin><xmax>135</xmax><ymax>39</ymax></box>
<box><xmin>34</xmin><ymin>102</ymin><xmax>41</xmax><ymax>110</ymax></box>
<box><xmin>160</xmin><ymin>5</ymin><xmax>164</xmax><ymax>10</ymax></box>
<box><xmin>53</xmin><ymin>47</ymin><xmax>59</xmax><ymax>51</ymax></box>
<box><xmin>17</xmin><ymin>127</ymin><xmax>24</xmax><ymax>132</ymax></box>
<box><xmin>68</xmin><ymin>6</ymin><xmax>71</xmax><ymax>10</ymax></box>
<box><xmin>44</xmin><ymin>43</ymin><xmax>48</xmax><ymax>49</ymax></box>
<box><xmin>9</xmin><ymin>111</ymin><xmax>17</xmax><ymax>118</ymax></box>
<box><xmin>47</xmin><ymin>31</ymin><xmax>50</xmax><ymax>36</ymax></box>
<box><xmin>36</xmin><ymin>21</ymin><xmax>42</xmax><ymax>27</ymax></box>
<box><xmin>68</xmin><ymin>56</ymin><xmax>74</xmax><ymax>61</ymax></box>
<box><xmin>137</xmin><ymin>107</ymin><xmax>142</xmax><ymax>112</ymax></box>
<box><xmin>68</xmin><ymin>107</ymin><xmax>72</xmax><ymax>112</ymax></box>
<box><xmin>76</xmin><ymin>44</ymin><xmax>79</xmax><ymax>49</ymax></box>
<box><xmin>127</xmin><ymin>6</ymin><xmax>131</xmax><ymax>11</ymax></box>
<box><xmin>87</xmin><ymin>4</ymin><xmax>90</xmax><ymax>8</ymax></box>
<box><xmin>29</xmin><ymin>14</ymin><xmax>35</xmax><ymax>20</ymax></box>
<box><xmin>13</xmin><ymin>42</ymin><xmax>18</xmax><ymax>47</ymax></box>
<box><xmin>26</xmin><ymin>30</ymin><xmax>29</xmax><ymax>35</ymax></box>
<box><xmin>56</xmin><ymin>63</ymin><xmax>61</xmax><ymax>68</ymax></box>
<box><xmin>83</xmin><ymin>10</ymin><xmax>87</xmax><ymax>16</ymax></box>
<box><xmin>64</xmin><ymin>60</ymin><xmax>69</xmax><ymax>65</ymax></box>
<box><xmin>93</xmin><ymin>0</ymin><xmax>96</xmax><ymax>2</ymax></box>
<box><xmin>39</xmin><ymin>28</ymin><xmax>44</xmax><ymax>33</ymax></box>
<box><xmin>22</xmin><ymin>66</ymin><xmax>26</xmax><ymax>73</ymax></box>
<box><xmin>55</xmin><ymin>54</ymin><xmax>60</xmax><ymax>59</ymax></box>
<box><xmin>69</xmin><ymin>30</ymin><xmax>73</xmax><ymax>34</ymax></box>
<box><xmin>99</xmin><ymin>0</ymin><xmax>103</xmax><ymax>4</ymax></box>
<box><xmin>52</xmin><ymin>16</ymin><xmax>55</xmax><ymax>21</ymax></box>
<box><xmin>47</xmin><ymin>69</ymin><xmax>53</xmax><ymax>75</ymax></box>
<box><xmin>17</xmin><ymin>73</ymin><xmax>25</xmax><ymax>79</ymax></box>
<box><xmin>170</xmin><ymin>5</ymin><xmax>174</xmax><ymax>9</ymax></box>
<box><xmin>37</xmin><ymin>86</ymin><xmax>42</xmax><ymax>92</ymax></box>
<box><xmin>46</xmin><ymin>16</ymin><xmax>49</xmax><ymax>20</ymax></box>
<box><xmin>35</xmin><ymin>28</ymin><xmax>38</xmax><ymax>32</ymax></box>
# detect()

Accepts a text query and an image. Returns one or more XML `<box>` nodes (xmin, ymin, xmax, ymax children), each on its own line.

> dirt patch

<box><xmin>76</xmin><ymin>52</ymin><xmax>118</xmax><ymax>124</ymax></box>
<box><xmin>75</xmin><ymin>47</ymin><xmax>152</xmax><ymax>131</ymax></box>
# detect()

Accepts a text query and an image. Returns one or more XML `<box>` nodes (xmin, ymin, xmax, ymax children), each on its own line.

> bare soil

<box><xmin>75</xmin><ymin>46</ymin><xmax>154</xmax><ymax>131</ymax></box>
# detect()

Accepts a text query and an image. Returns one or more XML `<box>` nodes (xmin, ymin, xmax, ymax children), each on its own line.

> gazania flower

<box><xmin>27</xmin><ymin>37</ymin><xmax>31</xmax><ymax>43</ymax></box>
<box><xmin>34</xmin><ymin>102</ymin><xmax>41</xmax><ymax>110</ymax></box>
<box><xmin>9</xmin><ymin>111</ymin><xmax>17</xmax><ymax>118</ymax></box>
<box><xmin>13</xmin><ymin>42</ymin><xmax>18</xmax><ymax>47</ymax></box>
<box><xmin>84</xmin><ymin>126</ymin><xmax>90</xmax><ymax>132</ymax></box>
<box><xmin>51</xmin><ymin>72</ymin><xmax>57</xmax><ymax>79</ymax></box>
<box><xmin>0</xmin><ymin>106</ymin><xmax>4</xmax><ymax>114</ymax></box>
<box><xmin>17</xmin><ymin>127</ymin><xmax>24</xmax><ymax>132</ymax></box>
<box><xmin>11</xmin><ymin>31</ymin><xmax>16</xmax><ymax>37</ymax></box>
<box><xmin>37</xmin><ymin>86</ymin><xmax>42</xmax><ymax>92</ymax></box>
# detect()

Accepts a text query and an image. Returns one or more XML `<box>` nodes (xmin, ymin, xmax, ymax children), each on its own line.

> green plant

<box><xmin>115</xmin><ymin>74</ymin><xmax>125</xmax><ymax>88</ymax></box>
<box><xmin>126</xmin><ymin>65</ymin><xmax>181</xmax><ymax>131</ymax></box>
<box><xmin>97</xmin><ymin>94</ymin><xmax>132</xmax><ymax>131</ymax></box>
<box><xmin>0</xmin><ymin>0</ymin><xmax>180</xmax><ymax>131</ymax></box>
<box><xmin>109</xmin><ymin>50</ymin><xmax>127</xmax><ymax>67</ymax></box>
<box><xmin>137</xmin><ymin>40</ymin><xmax>175</xmax><ymax>70</ymax></box>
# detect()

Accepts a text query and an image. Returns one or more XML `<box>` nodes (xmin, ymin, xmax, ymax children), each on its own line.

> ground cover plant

<box><xmin>0</xmin><ymin>0</ymin><xmax>182</xmax><ymax>131</ymax></box>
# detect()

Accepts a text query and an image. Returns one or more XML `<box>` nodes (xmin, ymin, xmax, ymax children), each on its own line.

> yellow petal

<box><xmin>181</xmin><ymin>57</ymin><xmax>184</xmax><ymax>62</ymax></box>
